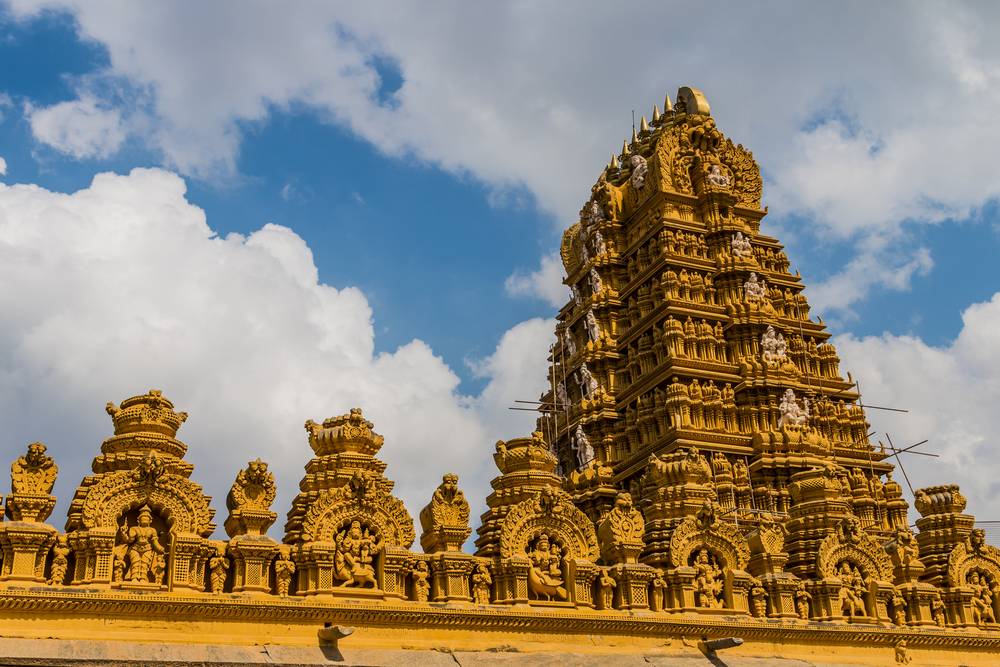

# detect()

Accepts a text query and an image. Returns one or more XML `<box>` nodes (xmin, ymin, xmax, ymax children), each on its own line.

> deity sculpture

<box><xmin>693</xmin><ymin>548</ymin><xmax>724</xmax><ymax>608</ymax></box>
<box><xmin>208</xmin><ymin>544</ymin><xmax>229</xmax><ymax>594</ymax></box>
<box><xmin>578</xmin><ymin>234</ymin><xmax>590</xmax><ymax>264</ymax></box>
<box><xmin>411</xmin><ymin>561</ymin><xmax>431</xmax><ymax>602</ymax></box>
<box><xmin>630</xmin><ymin>154</ymin><xmax>648</xmax><ymax>189</ymax></box>
<box><xmin>760</xmin><ymin>325</ymin><xmax>788</xmax><ymax>365</ymax></box>
<box><xmin>778</xmin><ymin>388</ymin><xmax>809</xmax><ymax>428</ymax></box>
<box><xmin>333</xmin><ymin>520</ymin><xmax>381</xmax><ymax>588</ymax></box>
<box><xmin>750</xmin><ymin>579</ymin><xmax>768</xmax><ymax>618</ymax></box>
<box><xmin>471</xmin><ymin>562</ymin><xmax>493</xmax><ymax>605</ymax></box>
<box><xmin>589</xmin><ymin>268</ymin><xmax>604</xmax><ymax>295</ymax></box>
<box><xmin>706</xmin><ymin>164</ymin><xmax>730</xmax><ymax>187</ymax></box>
<box><xmin>743</xmin><ymin>272</ymin><xmax>767</xmax><ymax>301</ymax></box>
<box><xmin>48</xmin><ymin>535</ymin><xmax>70</xmax><ymax>586</ymax></box>
<box><xmin>795</xmin><ymin>582</ymin><xmax>812</xmax><ymax>620</ymax></box>
<box><xmin>598</xmin><ymin>492</ymin><xmax>644</xmax><ymax>565</ymax></box>
<box><xmin>969</xmin><ymin>571</ymin><xmax>996</xmax><ymax>625</ymax></box>
<box><xmin>597</xmin><ymin>569</ymin><xmax>617</xmax><ymax>610</ymax></box>
<box><xmin>527</xmin><ymin>533</ymin><xmax>568</xmax><ymax>601</ymax></box>
<box><xmin>891</xmin><ymin>591</ymin><xmax>907</xmax><ymax>626</ymax></box>
<box><xmin>837</xmin><ymin>561</ymin><xmax>866</xmax><ymax>617</ymax></box>
<box><xmin>562</xmin><ymin>329</ymin><xmax>577</xmax><ymax>357</ymax></box>
<box><xmin>588</xmin><ymin>200</ymin><xmax>605</xmax><ymax>225</ymax></box>
<box><xmin>650</xmin><ymin>570</ymin><xmax>667</xmax><ymax>612</ymax></box>
<box><xmin>592</xmin><ymin>230</ymin><xmax>608</xmax><ymax>255</ymax></box>
<box><xmin>931</xmin><ymin>593</ymin><xmax>946</xmax><ymax>627</ymax></box>
<box><xmin>578</xmin><ymin>363</ymin><xmax>599</xmax><ymax>399</ymax></box>
<box><xmin>573</xmin><ymin>425</ymin><xmax>594</xmax><ymax>468</ymax></box>
<box><xmin>730</xmin><ymin>231</ymin><xmax>752</xmax><ymax>258</ymax></box>
<box><xmin>585</xmin><ymin>310</ymin><xmax>601</xmax><ymax>342</ymax></box>
<box><xmin>556</xmin><ymin>381</ymin><xmax>569</xmax><ymax>408</ymax></box>
<box><xmin>118</xmin><ymin>505</ymin><xmax>166</xmax><ymax>584</ymax></box>
<box><xmin>570</xmin><ymin>284</ymin><xmax>582</xmax><ymax>306</ymax></box>
<box><xmin>274</xmin><ymin>546</ymin><xmax>296</xmax><ymax>597</ymax></box>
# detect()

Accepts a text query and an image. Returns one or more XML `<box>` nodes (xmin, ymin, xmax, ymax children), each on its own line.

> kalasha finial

<box><xmin>630</xmin><ymin>126</ymin><xmax>638</xmax><ymax>144</ymax></box>
<box><xmin>664</xmin><ymin>92</ymin><xmax>673</xmax><ymax>112</ymax></box>
<box><xmin>639</xmin><ymin>115</ymin><xmax>649</xmax><ymax>135</ymax></box>
<box><xmin>609</xmin><ymin>153</ymin><xmax>619</xmax><ymax>170</ymax></box>
<box><xmin>651</xmin><ymin>104</ymin><xmax>661</xmax><ymax>124</ymax></box>
<box><xmin>620</xmin><ymin>139</ymin><xmax>629</xmax><ymax>156</ymax></box>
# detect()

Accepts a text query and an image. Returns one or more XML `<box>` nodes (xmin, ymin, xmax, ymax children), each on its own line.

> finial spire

<box><xmin>639</xmin><ymin>115</ymin><xmax>649</xmax><ymax>134</ymax></box>
<box><xmin>621</xmin><ymin>139</ymin><xmax>630</xmax><ymax>156</ymax></box>
<box><xmin>610</xmin><ymin>153</ymin><xmax>619</xmax><ymax>170</ymax></box>
<box><xmin>664</xmin><ymin>92</ymin><xmax>673</xmax><ymax>112</ymax></box>
<box><xmin>651</xmin><ymin>104</ymin><xmax>661</xmax><ymax>124</ymax></box>
<box><xmin>630</xmin><ymin>127</ymin><xmax>638</xmax><ymax>144</ymax></box>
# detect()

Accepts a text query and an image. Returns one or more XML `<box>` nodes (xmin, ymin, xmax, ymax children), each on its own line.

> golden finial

<box><xmin>664</xmin><ymin>92</ymin><xmax>673</xmax><ymax>112</ymax></box>
<box><xmin>621</xmin><ymin>140</ymin><xmax>630</xmax><ymax>156</ymax></box>
<box><xmin>630</xmin><ymin>127</ymin><xmax>638</xmax><ymax>144</ymax></box>
<box><xmin>651</xmin><ymin>104</ymin><xmax>661</xmax><ymax>124</ymax></box>
<box><xmin>639</xmin><ymin>115</ymin><xmax>649</xmax><ymax>134</ymax></box>
<box><xmin>610</xmin><ymin>153</ymin><xmax>619</xmax><ymax>170</ymax></box>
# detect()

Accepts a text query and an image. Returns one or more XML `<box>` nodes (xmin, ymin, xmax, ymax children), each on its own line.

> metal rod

<box><xmin>886</xmin><ymin>433</ymin><xmax>915</xmax><ymax>496</ymax></box>
<box><xmin>858</xmin><ymin>404</ymin><xmax>909</xmax><ymax>413</ymax></box>
<box><xmin>892</xmin><ymin>439</ymin><xmax>930</xmax><ymax>455</ymax></box>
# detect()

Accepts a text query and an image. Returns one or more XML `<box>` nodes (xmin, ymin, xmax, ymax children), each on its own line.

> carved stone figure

<box><xmin>592</xmin><ymin>230</ymin><xmax>608</xmax><ymax>255</ymax></box>
<box><xmin>48</xmin><ymin>535</ymin><xmax>70</xmax><ymax>585</ymax></box>
<box><xmin>693</xmin><ymin>548</ymin><xmax>724</xmax><ymax>608</ymax></box>
<box><xmin>563</xmin><ymin>329</ymin><xmax>577</xmax><ymax>357</ymax></box>
<box><xmin>274</xmin><ymin>546</ymin><xmax>296</xmax><ymax>597</ymax></box>
<box><xmin>597</xmin><ymin>569</ymin><xmax>616</xmax><ymax>610</ymax></box>
<box><xmin>650</xmin><ymin>570</ymin><xmax>667</xmax><ymax>612</ymax></box>
<box><xmin>707</xmin><ymin>164</ymin><xmax>730</xmax><ymax>187</ymax></box>
<box><xmin>891</xmin><ymin>591</ymin><xmax>907</xmax><ymax>626</ymax></box>
<box><xmin>894</xmin><ymin>640</ymin><xmax>911</xmax><ymax>665</ymax></box>
<box><xmin>750</xmin><ymin>578</ymin><xmax>768</xmax><ymax>617</ymax></box>
<box><xmin>743</xmin><ymin>272</ymin><xmax>767</xmax><ymax>301</ymax></box>
<box><xmin>931</xmin><ymin>593</ymin><xmax>946</xmax><ymax>627</ymax></box>
<box><xmin>573</xmin><ymin>425</ymin><xmax>594</xmax><ymax>468</ymax></box>
<box><xmin>334</xmin><ymin>520</ymin><xmax>381</xmax><ymax>588</ymax></box>
<box><xmin>837</xmin><ymin>561</ymin><xmax>866</xmax><ymax>617</ymax></box>
<box><xmin>118</xmin><ymin>505</ymin><xmax>166</xmax><ymax>584</ymax></box>
<box><xmin>527</xmin><ymin>533</ymin><xmax>567</xmax><ymax>601</ymax></box>
<box><xmin>795</xmin><ymin>581</ymin><xmax>812</xmax><ymax>620</ymax></box>
<box><xmin>411</xmin><ymin>561</ymin><xmax>430</xmax><ymax>602</ymax></box>
<box><xmin>10</xmin><ymin>442</ymin><xmax>57</xmax><ymax>496</ymax></box>
<box><xmin>630</xmin><ymin>154</ymin><xmax>648</xmax><ymax>189</ymax></box>
<box><xmin>208</xmin><ymin>544</ymin><xmax>229</xmax><ymax>594</ymax></box>
<box><xmin>471</xmin><ymin>562</ymin><xmax>492</xmax><ymax>605</ymax></box>
<box><xmin>778</xmin><ymin>388</ymin><xmax>809</xmax><ymax>428</ymax></box>
<box><xmin>556</xmin><ymin>381</ymin><xmax>569</xmax><ymax>408</ymax></box>
<box><xmin>588</xmin><ymin>200</ymin><xmax>605</xmax><ymax>225</ymax></box>
<box><xmin>597</xmin><ymin>492</ymin><xmax>645</xmax><ymax>564</ymax></box>
<box><xmin>969</xmin><ymin>570</ymin><xmax>996</xmax><ymax>625</ymax></box>
<box><xmin>585</xmin><ymin>310</ymin><xmax>601</xmax><ymax>342</ymax></box>
<box><xmin>419</xmin><ymin>473</ymin><xmax>471</xmax><ymax>553</ymax></box>
<box><xmin>589</xmin><ymin>268</ymin><xmax>604</xmax><ymax>295</ymax></box>
<box><xmin>578</xmin><ymin>363</ymin><xmax>599</xmax><ymax>399</ymax></box>
<box><xmin>730</xmin><ymin>231</ymin><xmax>752</xmax><ymax>257</ymax></box>
<box><xmin>570</xmin><ymin>284</ymin><xmax>582</xmax><ymax>306</ymax></box>
<box><xmin>761</xmin><ymin>325</ymin><xmax>788</xmax><ymax>365</ymax></box>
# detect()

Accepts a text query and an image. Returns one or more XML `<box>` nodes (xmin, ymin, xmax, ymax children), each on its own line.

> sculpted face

<box><xmin>349</xmin><ymin>521</ymin><xmax>362</xmax><ymax>539</ymax></box>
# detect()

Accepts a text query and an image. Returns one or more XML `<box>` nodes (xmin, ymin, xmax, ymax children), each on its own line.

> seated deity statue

<box><xmin>527</xmin><ymin>534</ymin><xmax>568</xmax><ymax>601</ymax></box>
<box><xmin>692</xmin><ymin>548</ymin><xmax>724</xmax><ymax>609</ymax></box>
<box><xmin>778</xmin><ymin>388</ymin><xmax>809</xmax><ymax>428</ymax></box>
<box><xmin>969</xmin><ymin>571</ymin><xmax>996</xmax><ymax>625</ymax></box>
<box><xmin>743</xmin><ymin>272</ymin><xmax>767</xmax><ymax>301</ymax></box>
<box><xmin>707</xmin><ymin>164</ymin><xmax>730</xmax><ymax>187</ymax></box>
<box><xmin>118</xmin><ymin>505</ymin><xmax>166</xmax><ymax>584</ymax></box>
<box><xmin>760</xmin><ymin>325</ymin><xmax>788</xmax><ymax>365</ymax></box>
<box><xmin>730</xmin><ymin>231</ymin><xmax>752</xmax><ymax>257</ymax></box>
<box><xmin>334</xmin><ymin>520</ymin><xmax>382</xmax><ymax>588</ymax></box>
<box><xmin>838</xmin><ymin>562</ymin><xmax>867</xmax><ymax>617</ymax></box>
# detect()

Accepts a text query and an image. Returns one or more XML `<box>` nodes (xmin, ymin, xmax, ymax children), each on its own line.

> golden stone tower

<box><xmin>0</xmin><ymin>87</ymin><xmax>998</xmax><ymax>666</ymax></box>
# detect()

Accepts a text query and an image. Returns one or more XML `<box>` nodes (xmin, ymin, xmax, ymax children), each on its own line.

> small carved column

<box><xmin>747</xmin><ymin>520</ymin><xmax>799</xmax><ymax>619</ymax></box>
<box><xmin>493</xmin><ymin>556</ymin><xmax>530</xmax><ymax>605</ymax></box>
<box><xmin>419</xmin><ymin>473</ymin><xmax>476</xmax><ymax>603</ymax></box>
<box><xmin>886</xmin><ymin>527</ymin><xmax>938</xmax><ymax>626</ymax></box>
<box><xmin>597</xmin><ymin>492</ymin><xmax>655</xmax><ymax>610</ymax></box>
<box><xmin>0</xmin><ymin>443</ymin><xmax>59</xmax><ymax>586</ymax></box>
<box><xmin>380</xmin><ymin>545</ymin><xmax>411</xmax><ymax>601</ymax></box>
<box><xmin>225</xmin><ymin>459</ymin><xmax>279</xmax><ymax>594</ymax></box>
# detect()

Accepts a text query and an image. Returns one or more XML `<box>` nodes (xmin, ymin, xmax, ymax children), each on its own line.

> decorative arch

<box><xmin>498</xmin><ymin>490</ymin><xmax>599</xmax><ymax>561</ymax></box>
<box><xmin>816</xmin><ymin>520</ymin><xmax>892</xmax><ymax>582</ymax></box>
<box><xmin>669</xmin><ymin>515</ymin><xmax>750</xmax><ymax>570</ymax></box>
<box><xmin>80</xmin><ymin>471</ymin><xmax>214</xmax><ymax>536</ymax></box>
<box><xmin>948</xmin><ymin>531</ymin><xmax>1000</xmax><ymax>588</ymax></box>
<box><xmin>301</xmin><ymin>485</ymin><xmax>415</xmax><ymax>549</ymax></box>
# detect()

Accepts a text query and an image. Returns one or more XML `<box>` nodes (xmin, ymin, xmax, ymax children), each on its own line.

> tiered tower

<box><xmin>542</xmin><ymin>87</ymin><xmax>895</xmax><ymax>541</ymax></box>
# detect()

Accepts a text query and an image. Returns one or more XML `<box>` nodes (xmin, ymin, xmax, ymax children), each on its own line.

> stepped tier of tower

<box><xmin>0</xmin><ymin>88</ymin><xmax>999</xmax><ymax>666</ymax></box>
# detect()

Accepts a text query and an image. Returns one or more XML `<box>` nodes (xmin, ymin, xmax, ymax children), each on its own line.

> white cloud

<box><xmin>0</xmin><ymin>156</ymin><xmax>6</xmax><ymax>176</ymax></box>
<box><xmin>503</xmin><ymin>252</ymin><xmax>566</xmax><ymax>308</ymax></box>
<box><xmin>26</xmin><ymin>96</ymin><xmax>127</xmax><ymax>159</ymax></box>
<box><xmin>835</xmin><ymin>292</ymin><xmax>1000</xmax><ymax>524</ymax></box>
<box><xmin>0</xmin><ymin>167</ymin><xmax>548</xmax><ymax>539</ymax></box>
<box><xmin>7</xmin><ymin>2</ymin><xmax>1000</xmax><ymax>315</ymax></box>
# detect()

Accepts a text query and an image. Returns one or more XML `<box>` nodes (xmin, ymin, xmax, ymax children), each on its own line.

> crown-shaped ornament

<box><xmin>105</xmin><ymin>389</ymin><xmax>188</xmax><ymax>438</ymax></box>
<box><xmin>304</xmin><ymin>407</ymin><xmax>383</xmax><ymax>457</ymax></box>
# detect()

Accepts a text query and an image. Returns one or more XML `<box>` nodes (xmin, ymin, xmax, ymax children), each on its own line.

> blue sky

<box><xmin>1</xmin><ymin>2</ymin><xmax>999</xmax><ymax>532</ymax></box>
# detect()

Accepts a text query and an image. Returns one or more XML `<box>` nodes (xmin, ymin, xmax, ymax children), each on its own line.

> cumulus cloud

<box><xmin>835</xmin><ymin>292</ymin><xmax>1000</xmax><ymax>523</ymax></box>
<box><xmin>0</xmin><ymin>168</ymin><xmax>549</xmax><ymax>539</ymax></box>
<box><xmin>503</xmin><ymin>252</ymin><xmax>567</xmax><ymax>308</ymax></box>
<box><xmin>0</xmin><ymin>156</ymin><xmax>6</xmax><ymax>176</ymax></box>
<box><xmin>7</xmin><ymin>2</ymin><xmax>1000</xmax><ymax>315</ymax></box>
<box><xmin>26</xmin><ymin>96</ymin><xmax>127</xmax><ymax>159</ymax></box>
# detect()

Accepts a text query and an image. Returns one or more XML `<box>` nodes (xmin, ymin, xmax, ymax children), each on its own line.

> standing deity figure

<box><xmin>630</xmin><ymin>154</ymin><xmax>648</xmax><ymax>189</ymax></box>
<box><xmin>795</xmin><ymin>582</ymin><xmax>812</xmax><ymax>620</ymax></box>
<box><xmin>556</xmin><ymin>381</ymin><xmax>569</xmax><ymax>409</ymax></box>
<box><xmin>693</xmin><ymin>548</ymin><xmax>724</xmax><ymax>608</ymax></box>
<box><xmin>588</xmin><ymin>200</ymin><xmax>605</xmax><ymax>225</ymax></box>
<box><xmin>274</xmin><ymin>546</ymin><xmax>296</xmax><ymax>597</ymax></box>
<box><xmin>838</xmin><ymin>562</ymin><xmax>867</xmax><ymax>617</ymax></box>
<box><xmin>589</xmin><ymin>268</ymin><xmax>604</xmax><ymax>295</ymax></box>
<box><xmin>471</xmin><ymin>562</ymin><xmax>493</xmax><ymax>605</ymax></box>
<box><xmin>527</xmin><ymin>533</ymin><xmax>567</xmax><ymax>601</ymax></box>
<box><xmin>650</xmin><ymin>570</ymin><xmax>668</xmax><ymax>612</ymax></box>
<box><xmin>118</xmin><ymin>505</ymin><xmax>166</xmax><ymax>584</ymax></box>
<box><xmin>707</xmin><ymin>164</ymin><xmax>730</xmax><ymax>187</ymax></box>
<box><xmin>570</xmin><ymin>284</ymin><xmax>582</xmax><ymax>306</ymax></box>
<box><xmin>931</xmin><ymin>593</ymin><xmax>946</xmax><ymax>627</ymax></box>
<box><xmin>760</xmin><ymin>325</ymin><xmax>788</xmax><ymax>365</ymax></box>
<box><xmin>730</xmin><ymin>231</ymin><xmax>752</xmax><ymax>257</ymax></box>
<box><xmin>585</xmin><ymin>310</ymin><xmax>601</xmax><ymax>342</ymax></box>
<box><xmin>592</xmin><ymin>229</ymin><xmax>608</xmax><ymax>255</ymax></box>
<box><xmin>208</xmin><ymin>544</ymin><xmax>229</xmax><ymax>594</ymax></box>
<box><xmin>597</xmin><ymin>569</ymin><xmax>617</xmax><ymax>610</ymax></box>
<box><xmin>573</xmin><ymin>425</ymin><xmax>594</xmax><ymax>468</ymax></box>
<box><xmin>750</xmin><ymin>579</ymin><xmax>768</xmax><ymax>618</ymax></box>
<box><xmin>969</xmin><ymin>571</ymin><xmax>996</xmax><ymax>625</ymax></box>
<box><xmin>577</xmin><ymin>234</ymin><xmax>590</xmax><ymax>264</ymax></box>
<box><xmin>743</xmin><ymin>272</ymin><xmax>767</xmax><ymax>301</ymax></box>
<box><xmin>578</xmin><ymin>363</ymin><xmax>599</xmax><ymax>399</ymax></box>
<box><xmin>778</xmin><ymin>388</ymin><xmax>810</xmax><ymax>428</ymax></box>
<box><xmin>411</xmin><ymin>561</ymin><xmax>431</xmax><ymax>602</ymax></box>
<box><xmin>48</xmin><ymin>535</ymin><xmax>70</xmax><ymax>586</ymax></box>
<box><xmin>562</xmin><ymin>329</ymin><xmax>577</xmax><ymax>357</ymax></box>
<box><xmin>334</xmin><ymin>520</ymin><xmax>381</xmax><ymax>588</ymax></box>
<box><xmin>891</xmin><ymin>592</ymin><xmax>908</xmax><ymax>626</ymax></box>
